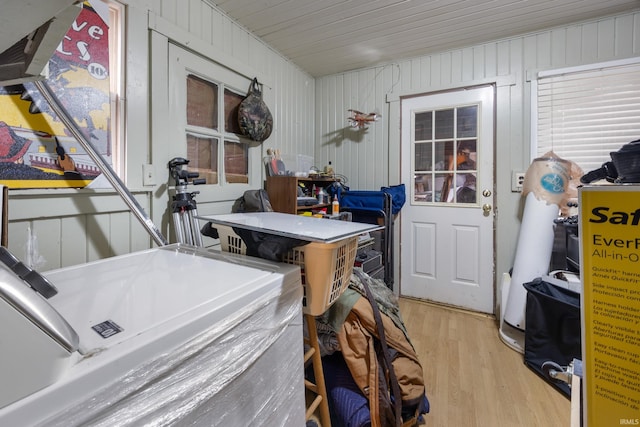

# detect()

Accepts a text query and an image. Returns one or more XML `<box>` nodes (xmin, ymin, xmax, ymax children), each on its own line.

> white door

<box><xmin>400</xmin><ymin>86</ymin><xmax>495</xmax><ymax>314</ymax></box>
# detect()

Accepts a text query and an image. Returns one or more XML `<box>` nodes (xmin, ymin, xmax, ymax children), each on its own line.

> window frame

<box><xmin>108</xmin><ymin>0</ymin><xmax>125</xmax><ymax>179</ymax></box>
<box><xmin>168</xmin><ymin>43</ymin><xmax>260</xmax><ymax>202</ymax></box>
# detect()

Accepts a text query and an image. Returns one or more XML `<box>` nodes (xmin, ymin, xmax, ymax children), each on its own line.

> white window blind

<box><xmin>535</xmin><ymin>61</ymin><xmax>640</xmax><ymax>174</ymax></box>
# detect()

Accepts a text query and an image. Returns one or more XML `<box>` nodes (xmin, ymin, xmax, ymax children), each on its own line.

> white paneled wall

<box><xmin>315</xmin><ymin>65</ymin><xmax>396</xmax><ymax>188</ymax></box>
<box><xmin>7</xmin><ymin>191</ymin><xmax>152</xmax><ymax>270</ymax></box>
<box><xmin>315</xmin><ymin>11</ymin><xmax>640</xmax><ymax>300</ymax></box>
<box><xmin>6</xmin><ymin>0</ymin><xmax>315</xmax><ymax>269</ymax></box>
<box><xmin>7</xmin><ymin>2</ymin><xmax>638</xmax><ymax>281</ymax></box>
<box><xmin>147</xmin><ymin>0</ymin><xmax>315</xmax><ymax>242</ymax></box>
<box><xmin>151</xmin><ymin>0</ymin><xmax>315</xmax><ymax>158</ymax></box>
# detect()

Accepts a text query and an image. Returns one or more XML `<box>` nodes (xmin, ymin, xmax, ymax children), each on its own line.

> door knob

<box><xmin>482</xmin><ymin>203</ymin><xmax>492</xmax><ymax>213</ymax></box>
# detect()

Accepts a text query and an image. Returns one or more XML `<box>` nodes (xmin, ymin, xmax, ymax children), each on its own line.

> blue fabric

<box><xmin>326</xmin><ymin>181</ymin><xmax>349</xmax><ymax>200</ymax></box>
<box><xmin>322</xmin><ymin>352</ymin><xmax>430</xmax><ymax>427</ymax></box>
<box><xmin>340</xmin><ymin>185</ymin><xmax>406</xmax><ymax>215</ymax></box>
<box><xmin>381</xmin><ymin>184</ymin><xmax>406</xmax><ymax>214</ymax></box>
<box><xmin>340</xmin><ymin>191</ymin><xmax>388</xmax><ymax>213</ymax></box>
<box><xmin>322</xmin><ymin>353</ymin><xmax>372</xmax><ymax>427</ymax></box>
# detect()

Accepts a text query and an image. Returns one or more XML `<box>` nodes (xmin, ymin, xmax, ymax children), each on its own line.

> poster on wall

<box><xmin>580</xmin><ymin>185</ymin><xmax>640</xmax><ymax>426</ymax></box>
<box><xmin>0</xmin><ymin>3</ymin><xmax>109</xmax><ymax>189</ymax></box>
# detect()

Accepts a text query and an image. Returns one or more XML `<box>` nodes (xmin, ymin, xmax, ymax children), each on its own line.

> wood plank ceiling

<box><xmin>209</xmin><ymin>0</ymin><xmax>640</xmax><ymax>77</ymax></box>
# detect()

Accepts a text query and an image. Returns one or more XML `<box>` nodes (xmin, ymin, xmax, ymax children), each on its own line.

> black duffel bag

<box><xmin>523</xmin><ymin>277</ymin><xmax>581</xmax><ymax>398</ymax></box>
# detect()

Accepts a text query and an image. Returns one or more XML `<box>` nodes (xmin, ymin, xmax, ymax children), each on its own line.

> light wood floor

<box><xmin>398</xmin><ymin>297</ymin><xmax>570</xmax><ymax>427</ymax></box>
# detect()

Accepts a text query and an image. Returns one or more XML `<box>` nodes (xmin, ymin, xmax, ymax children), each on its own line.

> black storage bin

<box><xmin>523</xmin><ymin>277</ymin><xmax>581</xmax><ymax>397</ymax></box>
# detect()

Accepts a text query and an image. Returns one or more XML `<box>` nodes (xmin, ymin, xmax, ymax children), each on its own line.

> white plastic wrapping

<box><xmin>37</xmin><ymin>284</ymin><xmax>304</xmax><ymax>427</ymax></box>
<box><xmin>504</xmin><ymin>152</ymin><xmax>570</xmax><ymax>330</ymax></box>
<box><xmin>25</xmin><ymin>226</ymin><xmax>46</xmax><ymax>270</ymax></box>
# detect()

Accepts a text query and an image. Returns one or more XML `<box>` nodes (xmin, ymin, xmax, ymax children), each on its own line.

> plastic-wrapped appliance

<box><xmin>0</xmin><ymin>244</ymin><xmax>305</xmax><ymax>427</ymax></box>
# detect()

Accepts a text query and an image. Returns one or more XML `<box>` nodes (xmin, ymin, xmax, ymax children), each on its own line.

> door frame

<box><xmin>388</xmin><ymin>84</ymin><xmax>497</xmax><ymax>311</ymax></box>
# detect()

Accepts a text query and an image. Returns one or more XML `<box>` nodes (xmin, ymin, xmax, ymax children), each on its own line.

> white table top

<box><xmin>197</xmin><ymin>212</ymin><xmax>382</xmax><ymax>243</ymax></box>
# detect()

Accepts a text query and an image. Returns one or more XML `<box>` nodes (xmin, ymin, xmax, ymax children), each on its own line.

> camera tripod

<box><xmin>169</xmin><ymin>157</ymin><xmax>205</xmax><ymax>246</ymax></box>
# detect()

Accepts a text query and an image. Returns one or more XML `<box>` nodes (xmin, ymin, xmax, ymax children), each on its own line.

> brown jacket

<box><xmin>337</xmin><ymin>296</ymin><xmax>426</xmax><ymax>427</ymax></box>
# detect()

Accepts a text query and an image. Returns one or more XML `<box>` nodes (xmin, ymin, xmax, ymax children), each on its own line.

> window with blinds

<box><xmin>534</xmin><ymin>60</ymin><xmax>640</xmax><ymax>175</ymax></box>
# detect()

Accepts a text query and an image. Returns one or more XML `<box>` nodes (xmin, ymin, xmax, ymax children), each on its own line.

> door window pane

<box><xmin>434</xmin><ymin>140</ymin><xmax>453</xmax><ymax>170</ymax></box>
<box><xmin>450</xmin><ymin>139</ymin><xmax>477</xmax><ymax>203</ymax></box>
<box><xmin>457</xmin><ymin>106</ymin><xmax>477</xmax><ymax>138</ymax></box>
<box><xmin>186</xmin><ymin>76</ymin><xmax>249</xmax><ymax>186</ymax></box>
<box><xmin>456</xmin><ymin>140</ymin><xmax>477</xmax><ymax>170</ymax></box>
<box><xmin>414</xmin><ymin>111</ymin><xmax>432</xmax><ymax>141</ymax></box>
<box><xmin>224</xmin><ymin>140</ymin><xmax>248</xmax><ymax>183</ymax></box>
<box><xmin>187</xmin><ymin>134</ymin><xmax>218</xmax><ymax>184</ymax></box>
<box><xmin>433</xmin><ymin>173</ymin><xmax>450</xmax><ymax>202</ymax></box>
<box><xmin>224</xmin><ymin>89</ymin><xmax>243</xmax><ymax>135</ymax></box>
<box><xmin>455</xmin><ymin>173</ymin><xmax>476</xmax><ymax>203</ymax></box>
<box><xmin>414</xmin><ymin>173</ymin><xmax>433</xmax><ymax>202</ymax></box>
<box><xmin>415</xmin><ymin>142</ymin><xmax>432</xmax><ymax>171</ymax></box>
<box><xmin>187</xmin><ymin>74</ymin><xmax>218</xmax><ymax>129</ymax></box>
<box><xmin>434</xmin><ymin>109</ymin><xmax>454</xmax><ymax>139</ymax></box>
<box><xmin>412</xmin><ymin>108</ymin><xmax>479</xmax><ymax>204</ymax></box>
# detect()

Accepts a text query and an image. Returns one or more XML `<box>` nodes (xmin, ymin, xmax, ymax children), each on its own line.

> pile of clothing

<box><xmin>309</xmin><ymin>269</ymin><xmax>430</xmax><ymax>427</ymax></box>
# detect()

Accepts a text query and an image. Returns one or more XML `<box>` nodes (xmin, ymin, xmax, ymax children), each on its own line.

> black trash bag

<box><xmin>523</xmin><ymin>278</ymin><xmax>581</xmax><ymax>398</ymax></box>
<box><xmin>610</xmin><ymin>138</ymin><xmax>640</xmax><ymax>183</ymax></box>
<box><xmin>233</xmin><ymin>228</ymin><xmax>307</xmax><ymax>262</ymax></box>
<box><xmin>580</xmin><ymin>161</ymin><xmax>617</xmax><ymax>184</ymax></box>
<box><xmin>232</xmin><ymin>189</ymin><xmax>273</xmax><ymax>213</ymax></box>
<box><xmin>200</xmin><ymin>222</ymin><xmax>219</xmax><ymax>239</ymax></box>
<box><xmin>238</xmin><ymin>78</ymin><xmax>273</xmax><ymax>142</ymax></box>
<box><xmin>228</xmin><ymin>189</ymin><xmax>304</xmax><ymax>261</ymax></box>
<box><xmin>581</xmin><ymin>138</ymin><xmax>640</xmax><ymax>184</ymax></box>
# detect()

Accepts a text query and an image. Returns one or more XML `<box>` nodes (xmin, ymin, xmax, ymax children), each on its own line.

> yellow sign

<box><xmin>580</xmin><ymin>185</ymin><xmax>640</xmax><ymax>426</ymax></box>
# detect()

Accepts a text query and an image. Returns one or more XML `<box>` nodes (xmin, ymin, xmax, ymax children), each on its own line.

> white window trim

<box><xmin>148</xmin><ymin>12</ymin><xmax>269</xmax><ymax>88</ymax></box>
<box><xmin>168</xmin><ymin>43</ymin><xmax>261</xmax><ymax>202</ymax></box>
<box><xmin>108</xmin><ymin>0</ymin><xmax>125</xmax><ymax>180</ymax></box>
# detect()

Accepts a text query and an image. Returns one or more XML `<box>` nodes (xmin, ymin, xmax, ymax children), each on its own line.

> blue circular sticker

<box><xmin>540</xmin><ymin>173</ymin><xmax>565</xmax><ymax>194</ymax></box>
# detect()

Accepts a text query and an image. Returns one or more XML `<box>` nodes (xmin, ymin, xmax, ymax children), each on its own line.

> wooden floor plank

<box><xmin>398</xmin><ymin>297</ymin><xmax>571</xmax><ymax>427</ymax></box>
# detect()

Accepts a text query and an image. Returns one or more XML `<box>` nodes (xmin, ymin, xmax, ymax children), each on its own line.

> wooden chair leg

<box><xmin>303</xmin><ymin>314</ymin><xmax>331</xmax><ymax>427</ymax></box>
